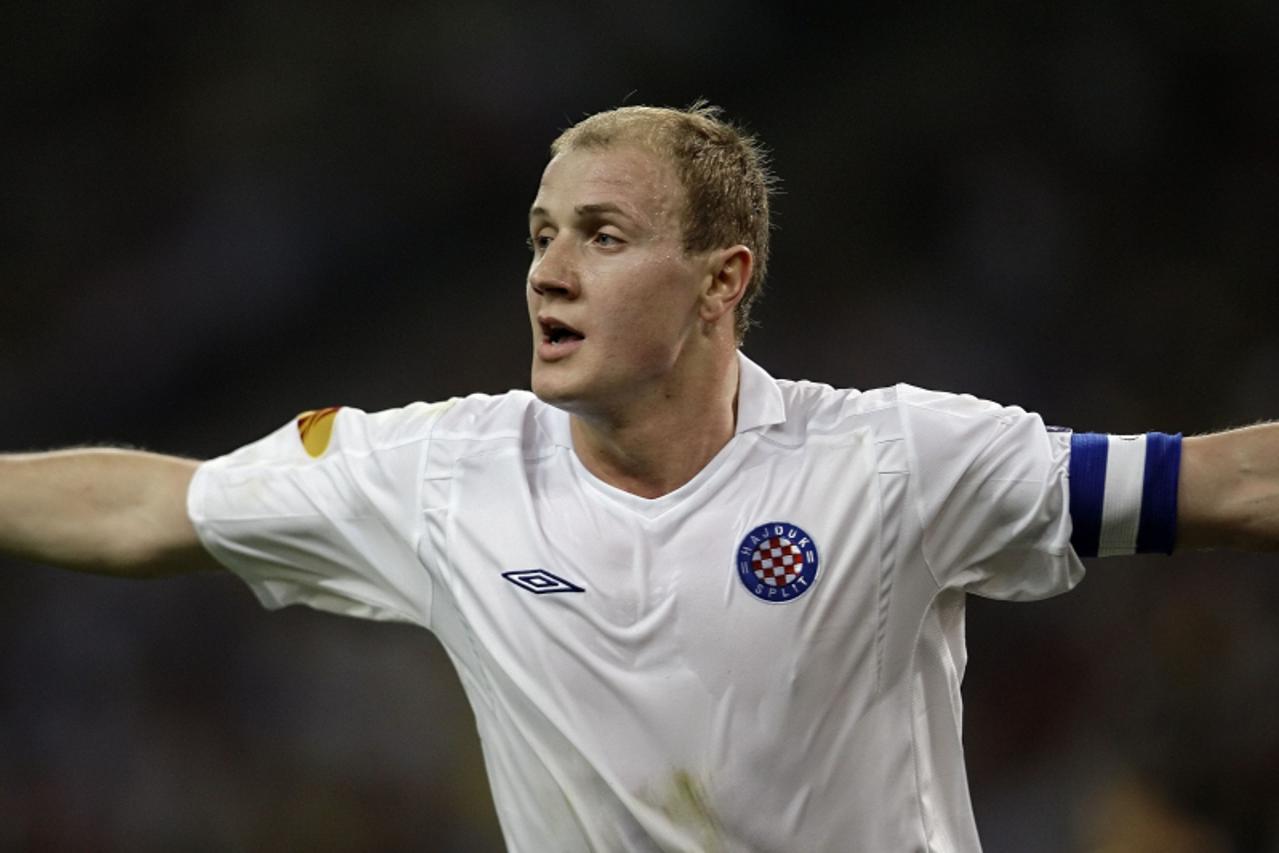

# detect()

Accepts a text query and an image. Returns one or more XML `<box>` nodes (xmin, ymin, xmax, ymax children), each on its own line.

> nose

<box><xmin>528</xmin><ymin>239</ymin><xmax>579</xmax><ymax>299</ymax></box>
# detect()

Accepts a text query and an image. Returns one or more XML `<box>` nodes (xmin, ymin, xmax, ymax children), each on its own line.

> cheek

<box><xmin>605</xmin><ymin>272</ymin><xmax>699</xmax><ymax>356</ymax></box>
<box><xmin>617</xmin><ymin>256</ymin><xmax>699</xmax><ymax>313</ymax></box>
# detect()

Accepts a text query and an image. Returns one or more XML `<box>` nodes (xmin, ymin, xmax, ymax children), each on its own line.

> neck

<box><xmin>569</xmin><ymin>349</ymin><xmax>740</xmax><ymax>499</ymax></box>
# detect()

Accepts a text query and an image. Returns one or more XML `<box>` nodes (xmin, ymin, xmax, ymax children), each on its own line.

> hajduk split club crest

<box><xmin>736</xmin><ymin>521</ymin><xmax>820</xmax><ymax>603</ymax></box>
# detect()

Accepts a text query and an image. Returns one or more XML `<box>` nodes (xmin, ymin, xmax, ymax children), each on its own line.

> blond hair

<box><xmin>551</xmin><ymin>102</ymin><xmax>775</xmax><ymax>342</ymax></box>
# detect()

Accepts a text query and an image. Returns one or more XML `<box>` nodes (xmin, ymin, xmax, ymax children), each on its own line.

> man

<box><xmin>1</xmin><ymin>103</ymin><xmax>1277</xmax><ymax>852</ymax></box>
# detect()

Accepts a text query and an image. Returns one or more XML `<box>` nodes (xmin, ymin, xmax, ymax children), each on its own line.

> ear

<box><xmin>699</xmin><ymin>245</ymin><xmax>753</xmax><ymax>326</ymax></box>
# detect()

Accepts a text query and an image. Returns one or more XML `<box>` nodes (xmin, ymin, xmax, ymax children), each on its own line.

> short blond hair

<box><xmin>551</xmin><ymin>102</ymin><xmax>775</xmax><ymax>342</ymax></box>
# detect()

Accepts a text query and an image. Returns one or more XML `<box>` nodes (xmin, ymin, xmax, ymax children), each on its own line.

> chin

<box><xmin>530</xmin><ymin>364</ymin><xmax>581</xmax><ymax>407</ymax></box>
<box><xmin>532</xmin><ymin>368</ymin><xmax>619</xmax><ymax>421</ymax></box>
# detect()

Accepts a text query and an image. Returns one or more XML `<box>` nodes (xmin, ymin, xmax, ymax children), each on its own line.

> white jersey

<box><xmin>188</xmin><ymin>353</ymin><xmax>1083</xmax><ymax>852</ymax></box>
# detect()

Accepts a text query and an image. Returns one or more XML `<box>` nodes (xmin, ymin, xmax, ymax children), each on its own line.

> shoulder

<box><xmin>890</xmin><ymin>384</ymin><xmax>1023</xmax><ymax>421</ymax></box>
<box><xmin>884</xmin><ymin>384</ymin><xmax>1033</xmax><ymax>447</ymax></box>
<box><xmin>769</xmin><ymin>379</ymin><xmax>1001</xmax><ymax>438</ymax></box>
<box><xmin>766</xmin><ymin>378</ymin><xmax>1047</xmax><ymax>458</ymax></box>
<box><xmin>410</xmin><ymin>389</ymin><xmax>565</xmax><ymax>468</ymax></box>
<box><xmin>427</xmin><ymin>389</ymin><xmax>546</xmax><ymax>441</ymax></box>
<box><xmin>216</xmin><ymin>390</ymin><xmax>548</xmax><ymax>467</ymax></box>
<box><xmin>775</xmin><ymin>379</ymin><xmax>896</xmax><ymax>423</ymax></box>
<box><xmin>423</xmin><ymin>389</ymin><xmax>561</xmax><ymax>462</ymax></box>
<box><xmin>331</xmin><ymin>389</ymin><xmax>547</xmax><ymax>446</ymax></box>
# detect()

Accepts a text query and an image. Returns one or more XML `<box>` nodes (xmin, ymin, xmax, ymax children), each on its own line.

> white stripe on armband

<box><xmin>1098</xmin><ymin>434</ymin><xmax>1146</xmax><ymax>556</ymax></box>
<box><xmin>1068</xmin><ymin>431</ymin><xmax>1182</xmax><ymax>558</ymax></box>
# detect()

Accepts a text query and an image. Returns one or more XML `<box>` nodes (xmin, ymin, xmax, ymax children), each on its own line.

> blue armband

<box><xmin>1068</xmin><ymin>432</ymin><xmax>1182</xmax><ymax>557</ymax></box>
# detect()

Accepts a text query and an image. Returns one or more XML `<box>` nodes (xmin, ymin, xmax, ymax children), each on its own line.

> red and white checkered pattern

<box><xmin>751</xmin><ymin>536</ymin><xmax>806</xmax><ymax>587</ymax></box>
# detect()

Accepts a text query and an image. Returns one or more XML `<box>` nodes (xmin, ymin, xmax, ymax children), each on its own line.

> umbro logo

<box><xmin>502</xmin><ymin>569</ymin><xmax>586</xmax><ymax>595</ymax></box>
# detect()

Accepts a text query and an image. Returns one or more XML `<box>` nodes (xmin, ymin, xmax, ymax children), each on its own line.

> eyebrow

<box><xmin>528</xmin><ymin>202</ymin><xmax>633</xmax><ymax>222</ymax></box>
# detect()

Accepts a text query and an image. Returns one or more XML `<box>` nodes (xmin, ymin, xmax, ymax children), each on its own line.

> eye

<box><xmin>592</xmin><ymin>231</ymin><xmax>623</xmax><ymax>248</ymax></box>
<box><xmin>527</xmin><ymin>233</ymin><xmax>553</xmax><ymax>254</ymax></box>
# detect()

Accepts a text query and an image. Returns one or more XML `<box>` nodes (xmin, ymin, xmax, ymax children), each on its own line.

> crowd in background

<box><xmin>2</xmin><ymin>2</ymin><xmax>1277</xmax><ymax>849</ymax></box>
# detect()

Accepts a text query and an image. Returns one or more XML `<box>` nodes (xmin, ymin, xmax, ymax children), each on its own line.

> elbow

<box><xmin>85</xmin><ymin>521</ymin><xmax>219</xmax><ymax>578</ymax></box>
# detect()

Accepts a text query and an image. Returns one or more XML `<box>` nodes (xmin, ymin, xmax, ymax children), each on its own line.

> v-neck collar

<box><xmin>534</xmin><ymin>351</ymin><xmax>786</xmax><ymax>517</ymax></box>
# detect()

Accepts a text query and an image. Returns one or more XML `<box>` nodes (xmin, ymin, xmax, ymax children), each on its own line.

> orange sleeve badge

<box><xmin>296</xmin><ymin>407</ymin><xmax>341</xmax><ymax>458</ymax></box>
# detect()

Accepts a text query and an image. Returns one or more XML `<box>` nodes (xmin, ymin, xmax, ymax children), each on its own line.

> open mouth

<box><xmin>540</xmin><ymin>318</ymin><xmax>585</xmax><ymax>345</ymax></box>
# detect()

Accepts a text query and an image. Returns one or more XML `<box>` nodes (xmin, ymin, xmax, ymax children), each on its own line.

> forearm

<box><xmin>1178</xmin><ymin>424</ymin><xmax>1279</xmax><ymax>551</ymax></box>
<box><xmin>0</xmin><ymin>449</ymin><xmax>217</xmax><ymax>576</ymax></box>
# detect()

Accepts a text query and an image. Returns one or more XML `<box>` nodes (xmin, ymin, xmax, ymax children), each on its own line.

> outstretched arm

<box><xmin>0</xmin><ymin>449</ymin><xmax>220</xmax><ymax>576</ymax></box>
<box><xmin>1179</xmin><ymin>424</ymin><xmax>1279</xmax><ymax>551</ymax></box>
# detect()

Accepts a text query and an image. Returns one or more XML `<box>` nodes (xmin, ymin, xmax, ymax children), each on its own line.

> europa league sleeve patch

<box><xmin>296</xmin><ymin>407</ymin><xmax>342</xmax><ymax>458</ymax></box>
<box><xmin>736</xmin><ymin>522</ymin><xmax>820</xmax><ymax>603</ymax></box>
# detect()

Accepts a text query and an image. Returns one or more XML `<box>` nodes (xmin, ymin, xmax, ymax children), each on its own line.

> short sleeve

<box><xmin>188</xmin><ymin>403</ymin><xmax>449</xmax><ymax>627</ymax></box>
<box><xmin>898</xmin><ymin>386</ymin><xmax>1084</xmax><ymax>601</ymax></box>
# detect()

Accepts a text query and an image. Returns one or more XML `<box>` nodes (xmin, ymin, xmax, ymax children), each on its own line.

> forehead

<box><xmin>532</xmin><ymin>145</ymin><xmax>683</xmax><ymax>227</ymax></box>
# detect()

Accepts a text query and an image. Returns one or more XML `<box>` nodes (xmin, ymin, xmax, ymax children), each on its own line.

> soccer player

<box><xmin>2</xmin><ymin>103</ymin><xmax>1277</xmax><ymax>852</ymax></box>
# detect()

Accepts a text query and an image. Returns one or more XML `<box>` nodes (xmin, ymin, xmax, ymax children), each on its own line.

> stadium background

<box><xmin>2</xmin><ymin>2</ymin><xmax>1277</xmax><ymax>850</ymax></box>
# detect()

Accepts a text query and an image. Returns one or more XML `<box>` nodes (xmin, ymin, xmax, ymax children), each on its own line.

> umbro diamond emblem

<box><xmin>502</xmin><ymin>569</ymin><xmax>586</xmax><ymax>595</ymax></box>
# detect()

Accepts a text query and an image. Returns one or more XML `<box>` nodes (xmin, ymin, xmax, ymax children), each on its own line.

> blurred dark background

<box><xmin>2</xmin><ymin>2</ymin><xmax>1277</xmax><ymax>850</ymax></box>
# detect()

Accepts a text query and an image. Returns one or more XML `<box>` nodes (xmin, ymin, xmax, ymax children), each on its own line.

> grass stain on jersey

<box><xmin>653</xmin><ymin>770</ymin><xmax>724</xmax><ymax>853</ymax></box>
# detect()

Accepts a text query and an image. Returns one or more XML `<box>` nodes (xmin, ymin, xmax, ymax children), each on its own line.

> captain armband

<box><xmin>1068</xmin><ymin>432</ymin><xmax>1182</xmax><ymax>557</ymax></box>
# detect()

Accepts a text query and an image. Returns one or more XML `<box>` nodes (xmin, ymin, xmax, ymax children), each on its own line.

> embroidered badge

<box><xmin>297</xmin><ymin>407</ymin><xmax>341</xmax><ymax>458</ymax></box>
<box><xmin>735</xmin><ymin>522</ymin><xmax>819</xmax><ymax>603</ymax></box>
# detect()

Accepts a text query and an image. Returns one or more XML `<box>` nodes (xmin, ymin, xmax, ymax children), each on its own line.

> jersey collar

<box><xmin>735</xmin><ymin>350</ymin><xmax>786</xmax><ymax>434</ymax></box>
